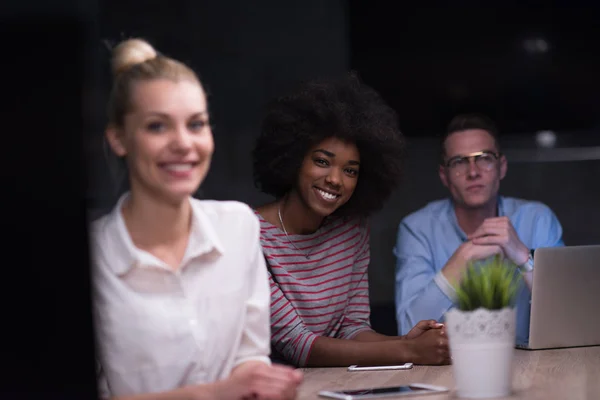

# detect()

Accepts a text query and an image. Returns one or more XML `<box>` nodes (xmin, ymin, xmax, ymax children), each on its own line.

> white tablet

<box><xmin>318</xmin><ymin>383</ymin><xmax>449</xmax><ymax>399</ymax></box>
<box><xmin>347</xmin><ymin>363</ymin><xmax>413</xmax><ymax>372</ymax></box>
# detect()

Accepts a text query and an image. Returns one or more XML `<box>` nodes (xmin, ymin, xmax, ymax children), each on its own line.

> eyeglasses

<box><xmin>443</xmin><ymin>151</ymin><xmax>501</xmax><ymax>176</ymax></box>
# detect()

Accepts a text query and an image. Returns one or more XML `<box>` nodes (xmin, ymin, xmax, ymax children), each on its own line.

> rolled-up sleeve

<box><xmin>268</xmin><ymin>272</ymin><xmax>320</xmax><ymax>367</ymax></box>
<box><xmin>339</xmin><ymin>222</ymin><xmax>373</xmax><ymax>339</ymax></box>
<box><xmin>393</xmin><ymin>221</ymin><xmax>455</xmax><ymax>336</ymax></box>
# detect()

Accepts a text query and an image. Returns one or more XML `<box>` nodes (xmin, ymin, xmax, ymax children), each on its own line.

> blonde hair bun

<box><xmin>111</xmin><ymin>38</ymin><xmax>158</xmax><ymax>76</ymax></box>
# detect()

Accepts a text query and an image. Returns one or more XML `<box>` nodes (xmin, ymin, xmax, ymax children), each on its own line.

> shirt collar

<box><xmin>497</xmin><ymin>196</ymin><xmax>505</xmax><ymax>217</ymax></box>
<box><xmin>185</xmin><ymin>199</ymin><xmax>225</xmax><ymax>261</ymax></box>
<box><xmin>105</xmin><ymin>193</ymin><xmax>224</xmax><ymax>276</ymax></box>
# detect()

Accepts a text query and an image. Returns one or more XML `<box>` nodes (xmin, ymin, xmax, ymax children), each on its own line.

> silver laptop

<box><xmin>516</xmin><ymin>245</ymin><xmax>600</xmax><ymax>350</ymax></box>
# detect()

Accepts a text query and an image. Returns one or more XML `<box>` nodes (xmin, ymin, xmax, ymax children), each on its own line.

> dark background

<box><xmin>2</xmin><ymin>0</ymin><xmax>98</xmax><ymax>398</ymax></box>
<box><xmin>90</xmin><ymin>0</ymin><xmax>600</xmax><ymax>307</ymax></box>
<box><xmin>349</xmin><ymin>2</ymin><xmax>600</xmax><ymax>137</ymax></box>
<box><xmin>3</xmin><ymin>1</ymin><xmax>599</xmax><ymax>397</ymax></box>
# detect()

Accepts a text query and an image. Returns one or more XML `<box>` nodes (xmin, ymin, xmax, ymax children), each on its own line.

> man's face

<box><xmin>439</xmin><ymin>129</ymin><xmax>507</xmax><ymax>209</ymax></box>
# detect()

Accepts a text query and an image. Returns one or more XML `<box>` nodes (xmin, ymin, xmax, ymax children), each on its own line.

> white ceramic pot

<box><xmin>445</xmin><ymin>307</ymin><xmax>517</xmax><ymax>399</ymax></box>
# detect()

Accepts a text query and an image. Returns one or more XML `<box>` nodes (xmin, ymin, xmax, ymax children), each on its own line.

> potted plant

<box><xmin>445</xmin><ymin>255</ymin><xmax>522</xmax><ymax>398</ymax></box>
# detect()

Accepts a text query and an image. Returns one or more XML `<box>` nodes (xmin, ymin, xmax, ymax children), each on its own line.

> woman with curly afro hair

<box><xmin>252</xmin><ymin>73</ymin><xmax>450</xmax><ymax>368</ymax></box>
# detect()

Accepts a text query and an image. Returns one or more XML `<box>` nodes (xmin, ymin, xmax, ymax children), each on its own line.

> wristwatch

<box><xmin>518</xmin><ymin>249</ymin><xmax>535</xmax><ymax>273</ymax></box>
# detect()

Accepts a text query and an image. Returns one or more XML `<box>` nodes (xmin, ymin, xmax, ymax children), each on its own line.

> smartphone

<box><xmin>318</xmin><ymin>383</ymin><xmax>449</xmax><ymax>399</ymax></box>
<box><xmin>347</xmin><ymin>363</ymin><xmax>413</xmax><ymax>372</ymax></box>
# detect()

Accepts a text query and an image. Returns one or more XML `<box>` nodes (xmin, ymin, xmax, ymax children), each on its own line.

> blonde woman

<box><xmin>91</xmin><ymin>38</ymin><xmax>302</xmax><ymax>400</ymax></box>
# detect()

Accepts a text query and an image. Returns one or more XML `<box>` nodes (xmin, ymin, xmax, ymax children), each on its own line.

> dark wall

<box><xmin>88</xmin><ymin>0</ymin><xmax>350</xmax><ymax>215</ymax></box>
<box><xmin>2</xmin><ymin>0</ymin><xmax>99</xmax><ymax>397</ymax></box>
<box><xmin>349</xmin><ymin>3</ymin><xmax>600</xmax><ymax>136</ymax></box>
<box><xmin>88</xmin><ymin>1</ymin><xmax>600</xmax><ymax>309</ymax></box>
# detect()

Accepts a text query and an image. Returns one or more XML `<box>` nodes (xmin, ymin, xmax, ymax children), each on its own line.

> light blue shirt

<box><xmin>393</xmin><ymin>196</ymin><xmax>564</xmax><ymax>343</ymax></box>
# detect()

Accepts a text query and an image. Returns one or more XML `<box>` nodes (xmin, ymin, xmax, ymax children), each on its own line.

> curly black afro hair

<box><xmin>252</xmin><ymin>72</ymin><xmax>406</xmax><ymax>217</ymax></box>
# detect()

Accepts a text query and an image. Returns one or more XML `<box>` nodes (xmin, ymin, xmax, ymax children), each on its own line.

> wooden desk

<box><xmin>297</xmin><ymin>347</ymin><xmax>600</xmax><ymax>399</ymax></box>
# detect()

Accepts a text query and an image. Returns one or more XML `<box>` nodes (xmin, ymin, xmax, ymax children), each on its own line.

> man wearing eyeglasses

<box><xmin>393</xmin><ymin>113</ymin><xmax>564</xmax><ymax>344</ymax></box>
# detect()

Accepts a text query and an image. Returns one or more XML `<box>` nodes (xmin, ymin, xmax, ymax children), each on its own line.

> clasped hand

<box><xmin>404</xmin><ymin>320</ymin><xmax>450</xmax><ymax>365</ymax></box>
<box><xmin>467</xmin><ymin>216</ymin><xmax>529</xmax><ymax>265</ymax></box>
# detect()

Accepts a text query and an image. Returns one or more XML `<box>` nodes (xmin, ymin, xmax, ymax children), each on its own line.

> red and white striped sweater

<box><xmin>257</xmin><ymin>213</ymin><xmax>373</xmax><ymax>366</ymax></box>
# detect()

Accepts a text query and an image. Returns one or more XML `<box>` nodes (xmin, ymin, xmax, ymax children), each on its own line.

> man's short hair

<box><xmin>440</xmin><ymin>113</ymin><xmax>500</xmax><ymax>163</ymax></box>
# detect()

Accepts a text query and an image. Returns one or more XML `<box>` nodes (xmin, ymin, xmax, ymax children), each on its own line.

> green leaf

<box><xmin>452</xmin><ymin>256</ymin><xmax>522</xmax><ymax>311</ymax></box>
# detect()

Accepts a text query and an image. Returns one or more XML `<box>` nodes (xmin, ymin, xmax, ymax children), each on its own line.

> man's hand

<box><xmin>218</xmin><ymin>361</ymin><xmax>303</xmax><ymax>400</ymax></box>
<box><xmin>468</xmin><ymin>216</ymin><xmax>529</xmax><ymax>265</ymax></box>
<box><xmin>442</xmin><ymin>240</ymin><xmax>505</xmax><ymax>285</ymax></box>
<box><xmin>405</xmin><ymin>319</ymin><xmax>444</xmax><ymax>340</ymax></box>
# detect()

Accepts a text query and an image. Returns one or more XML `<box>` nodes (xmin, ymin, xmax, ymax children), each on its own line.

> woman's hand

<box><xmin>405</xmin><ymin>327</ymin><xmax>450</xmax><ymax>365</ymax></box>
<box><xmin>404</xmin><ymin>319</ymin><xmax>444</xmax><ymax>340</ymax></box>
<box><xmin>217</xmin><ymin>361</ymin><xmax>303</xmax><ymax>400</ymax></box>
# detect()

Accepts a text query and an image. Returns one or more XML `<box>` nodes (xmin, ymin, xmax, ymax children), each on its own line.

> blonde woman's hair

<box><xmin>106</xmin><ymin>38</ymin><xmax>201</xmax><ymax>127</ymax></box>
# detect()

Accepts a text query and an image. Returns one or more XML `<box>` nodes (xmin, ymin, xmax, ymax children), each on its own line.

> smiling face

<box><xmin>106</xmin><ymin>78</ymin><xmax>213</xmax><ymax>205</ymax></box>
<box><xmin>439</xmin><ymin>129</ymin><xmax>507</xmax><ymax>209</ymax></box>
<box><xmin>292</xmin><ymin>137</ymin><xmax>360</xmax><ymax>218</ymax></box>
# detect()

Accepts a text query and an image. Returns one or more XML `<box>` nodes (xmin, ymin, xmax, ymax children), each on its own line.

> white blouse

<box><xmin>91</xmin><ymin>194</ymin><xmax>271</xmax><ymax>398</ymax></box>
